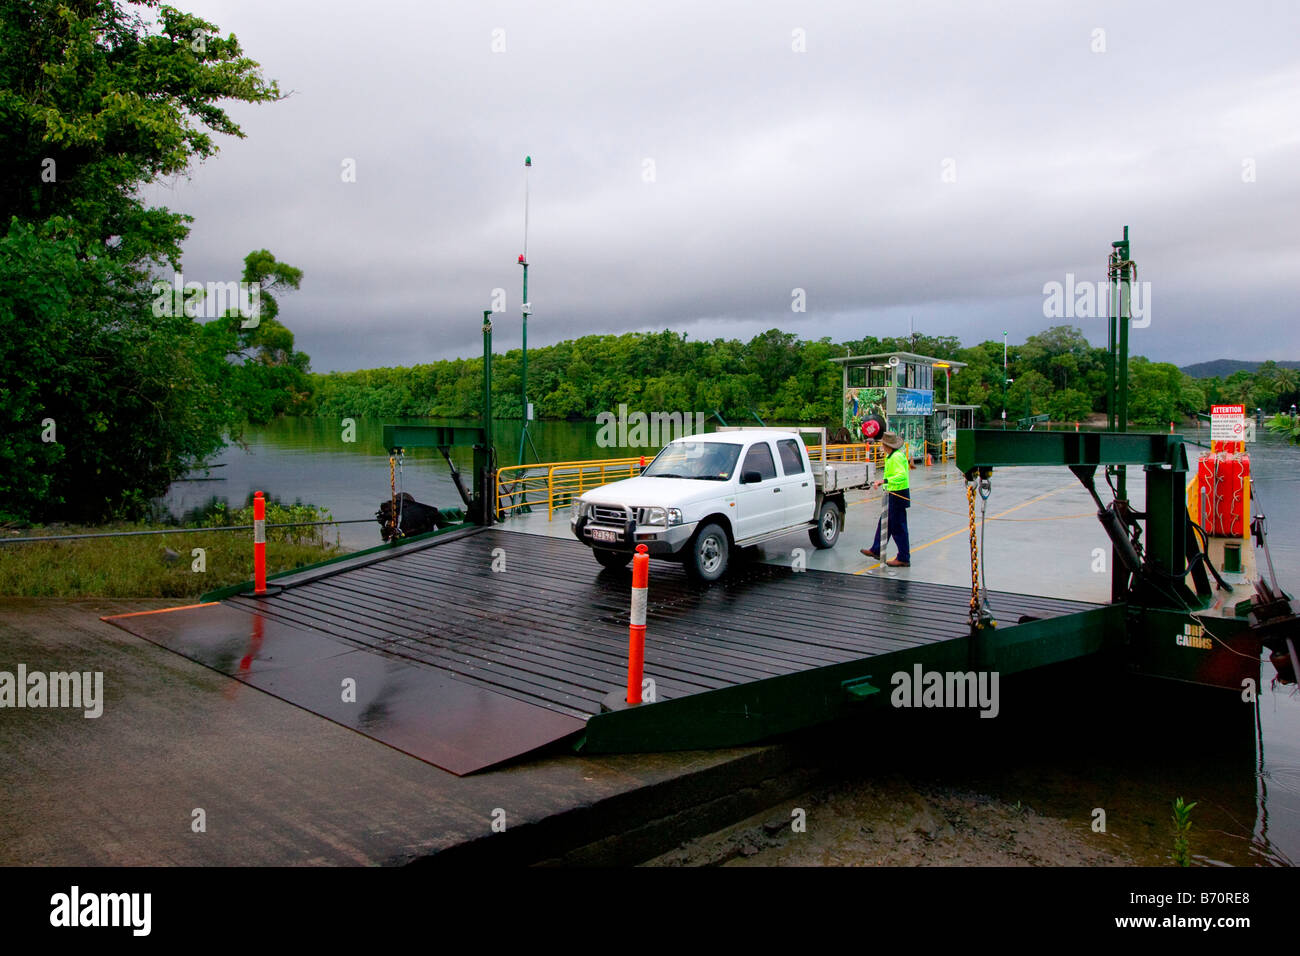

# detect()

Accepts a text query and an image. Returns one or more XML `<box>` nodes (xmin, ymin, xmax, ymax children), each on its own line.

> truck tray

<box><xmin>812</xmin><ymin>460</ymin><xmax>872</xmax><ymax>492</ymax></box>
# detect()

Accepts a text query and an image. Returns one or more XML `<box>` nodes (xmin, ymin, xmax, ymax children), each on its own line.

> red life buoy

<box><xmin>860</xmin><ymin>415</ymin><xmax>886</xmax><ymax>440</ymax></box>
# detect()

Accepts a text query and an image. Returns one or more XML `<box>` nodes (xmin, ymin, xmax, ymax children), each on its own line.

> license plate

<box><xmin>590</xmin><ymin>528</ymin><xmax>619</xmax><ymax>543</ymax></box>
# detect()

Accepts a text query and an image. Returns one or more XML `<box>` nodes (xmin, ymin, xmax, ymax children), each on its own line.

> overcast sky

<box><xmin>143</xmin><ymin>0</ymin><xmax>1300</xmax><ymax>373</ymax></box>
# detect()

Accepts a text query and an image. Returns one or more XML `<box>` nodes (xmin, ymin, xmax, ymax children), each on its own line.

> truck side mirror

<box><xmin>742</xmin><ymin>470</ymin><xmax>763</xmax><ymax>484</ymax></box>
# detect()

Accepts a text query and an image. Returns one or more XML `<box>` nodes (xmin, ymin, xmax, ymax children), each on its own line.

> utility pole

<box><xmin>481</xmin><ymin>309</ymin><xmax>494</xmax><ymax>525</ymax></box>
<box><xmin>517</xmin><ymin>155</ymin><xmax>536</xmax><ymax>466</ymax></box>
<box><xmin>482</xmin><ymin>310</ymin><xmax>493</xmax><ymax>437</ymax></box>
<box><xmin>1001</xmin><ymin>330</ymin><xmax>1008</xmax><ymax>426</ymax></box>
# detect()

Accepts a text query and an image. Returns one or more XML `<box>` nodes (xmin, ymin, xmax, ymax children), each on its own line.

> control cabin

<box><xmin>830</xmin><ymin>351</ymin><xmax>969</xmax><ymax>459</ymax></box>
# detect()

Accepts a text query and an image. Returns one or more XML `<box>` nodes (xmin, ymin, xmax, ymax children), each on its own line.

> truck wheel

<box><xmin>593</xmin><ymin>548</ymin><xmax>631</xmax><ymax>569</ymax></box>
<box><xmin>687</xmin><ymin>522</ymin><xmax>729</xmax><ymax>581</ymax></box>
<box><xmin>809</xmin><ymin>499</ymin><xmax>842</xmax><ymax>549</ymax></box>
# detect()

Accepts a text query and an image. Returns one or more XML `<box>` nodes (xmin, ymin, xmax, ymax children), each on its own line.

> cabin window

<box><xmin>868</xmin><ymin>366</ymin><xmax>891</xmax><ymax>387</ymax></box>
<box><xmin>742</xmin><ymin>442</ymin><xmax>777</xmax><ymax>481</ymax></box>
<box><xmin>847</xmin><ymin>365</ymin><xmax>867</xmax><ymax>388</ymax></box>
<box><xmin>777</xmin><ymin>439</ymin><xmax>805</xmax><ymax>476</ymax></box>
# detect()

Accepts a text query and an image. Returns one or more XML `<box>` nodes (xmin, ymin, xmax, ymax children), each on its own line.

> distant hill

<box><xmin>1180</xmin><ymin>359</ymin><xmax>1300</xmax><ymax>379</ymax></box>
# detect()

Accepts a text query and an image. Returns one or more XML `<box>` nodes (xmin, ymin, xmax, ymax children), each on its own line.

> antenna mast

<box><xmin>517</xmin><ymin>156</ymin><xmax>536</xmax><ymax>466</ymax></box>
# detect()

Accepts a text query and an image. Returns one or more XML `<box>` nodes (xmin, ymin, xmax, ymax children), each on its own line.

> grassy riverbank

<box><xmin>0</xmin><ymin>502</ymin><xmax>347</xmax><ymax>599</ymax></box>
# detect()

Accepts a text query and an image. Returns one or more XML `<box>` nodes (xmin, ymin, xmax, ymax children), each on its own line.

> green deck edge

<box><xmin>579</xmin><ymin>605</ymin><xmax>1124</xmax><ymax>754</ymax></box>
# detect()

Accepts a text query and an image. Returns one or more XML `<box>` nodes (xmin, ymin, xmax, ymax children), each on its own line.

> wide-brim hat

<box><xmin>880</xmin><ymin>431</ymin><xmax>904</xmax><ymax>451</ymax></box>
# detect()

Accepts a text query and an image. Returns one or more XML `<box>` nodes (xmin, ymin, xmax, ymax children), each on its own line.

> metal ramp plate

<box><xmin>105</xmin><ymin>601</ymin><xmax>585</xmax><ymax>775</ymax></box>
<box><xmin>106</xmin><ymin>528</ymin><xmax>1102</xmax><ymax>772</ymax></box>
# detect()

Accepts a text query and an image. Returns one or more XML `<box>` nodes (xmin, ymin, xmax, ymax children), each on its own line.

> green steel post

<box><xmin>518</xmin><ymin>263</ymin><xmax>529</xmax><ymax>465</ymax></box>
<box><xmin>1002</xmin><ymin>330</ymin><xmax>1008</xmax><ymax>427</ymax></box>
<box><xmin>1114</xmin><ymin>228</ymin><xmax>1133</xmax><ymax>495</ymax></box>
<box><xmin>1144</xmin><ymin>460</ymin><xmax>1185</xmax><ymax>587</ymax></box>
<box><xmin>482</xmin><ymin>310</ymin><xmax>493</xmax><ymax>438</ymax></box>
<box><xmin>1106</xmin><ymin>303</ymin><xmax>1116</xmax><ymax>433</ymax></box>
<box><xmin>1109</xmin><ymin>226</ymin><xmax>1133</xmax><ymax>601</ymax></box>
<box><xmin>481</xmin><ymin>310</ymin><xmax>494</xmax><ymax>525</ymax></box>
<box><xmin>517</xmin><ymin>155</ymin><xmax>533</xmax><ymax>467</ymax></box>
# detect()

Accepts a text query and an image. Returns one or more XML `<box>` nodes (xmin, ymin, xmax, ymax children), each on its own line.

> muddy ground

<box><xmin>647</xmin><ymin>773</ymin><xmax>1130</xmax><ymax>866</ymax></box>
<box><xmin>645</xmin><ymin>665</ymin><xmax>1281</xmax><ymax>867</ymax></box>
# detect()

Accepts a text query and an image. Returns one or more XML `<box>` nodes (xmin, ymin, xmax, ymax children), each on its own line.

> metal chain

<box><xmin>966</xmin><ymin>480</ymin><xmax>980</xmax><ymax>629</ymax></box>
<box><xmin>388</xmin><ymin>454</ymin><xmax>402</xmax><ymax>539</ymax></box>
<box><xmin>978</xmin><ymin>476</ymin><xmax>995</xmax><ymax>626</ymax></box>
<box><xmin>396</xmin><ymin>451</ymin><xmax>405</xmax><ymax>534</ymax></box>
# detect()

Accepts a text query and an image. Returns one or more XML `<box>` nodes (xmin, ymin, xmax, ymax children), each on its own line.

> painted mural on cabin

<box><xmin>845</xmin><ymin>387</ymin><xmax>927</xmax><ymax>458</ymax></box>
<box><xmin>844</xmin><ymin>387</ymin><xmax>886</xmax><ymax>437</ymax></box>
<box><xmin>892</xmin><ymin>416</ymin><xmax>927</xmax><ymax>459</ymax></box>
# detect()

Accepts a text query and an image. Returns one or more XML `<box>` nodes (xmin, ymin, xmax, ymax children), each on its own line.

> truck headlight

<box><xmin>667</xmin><ymin>508</ymin><xmax>683</xmax><ymax>525</ymax></box>
<box><xmin>570</xmin><ymin>499</ymin><xmax>586</xmax><ymax>519</ymax></box>
<box><xmin>643</xmin><ymin>506</ymin><xmax>667</xmax><ymax>526</ymax></box>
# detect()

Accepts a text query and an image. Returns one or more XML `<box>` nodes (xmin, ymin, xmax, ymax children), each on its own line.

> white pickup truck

<box><xmin>570</xmin><ymin>427</ymin><xmax>874</xmax><ymax>580</ymax></box>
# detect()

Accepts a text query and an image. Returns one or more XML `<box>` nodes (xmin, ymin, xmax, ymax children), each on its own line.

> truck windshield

<box><xmin>643</xmin><ymin>441</ymin><xmax>743</xmax><ymax>480</ymax></box>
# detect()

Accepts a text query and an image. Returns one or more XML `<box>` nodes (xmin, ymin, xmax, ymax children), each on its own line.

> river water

<box><xmin>161</xmin><ymin>417</ymin><xmax>1300</xmax><ymax>865</ymax></box>
<box><xmin>162</xmin><ymin>417</ymin><xmax>728</xmax><ymax>549</ymax></box>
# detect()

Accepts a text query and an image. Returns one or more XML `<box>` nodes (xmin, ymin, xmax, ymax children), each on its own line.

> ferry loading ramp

<box><xmin>106</xmin><ymin>426</ymin><xmax>1273</xmax><ymax>776</ymax></box>
<box><xmin>107</xmin><ymin>524</ymin><xmax>1109</xmax><ymax>775</ymax></box>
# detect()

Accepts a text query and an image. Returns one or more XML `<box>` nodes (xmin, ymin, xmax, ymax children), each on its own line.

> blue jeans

<box><xmin>871</xmin><ymin>488</ymin><xmax>911</xmax><ymax>562</ymax></box>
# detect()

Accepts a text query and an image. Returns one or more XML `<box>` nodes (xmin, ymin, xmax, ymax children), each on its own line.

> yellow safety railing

<box><xmin>922</xmin><ymin>439</ymin><xmax>954</xmax><ymax>464</ymax></box>
<box><xmin>496</xmin><ymin>457</ymin><xmax>647</xmax><ymax>520</ymax></box>
<box><xmin>496</xmin><ymin>442</ymin><xmax>893</xmax><ymax>521</ymax></box>
<box><xmin>806</xmin><ymin>442</ymin><xmax>880</xmax><ymax>464</ymax></box>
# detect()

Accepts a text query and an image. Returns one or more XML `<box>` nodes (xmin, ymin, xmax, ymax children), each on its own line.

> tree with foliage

<box><xmin>1005</xmin><ymin>370</ymin><xmax>1053</xmax><ymax>418</ymax></box>
<box><xmin>0</xmin><ymin>222</ymin><xmax>230</xmax><ymax>521</ymax></box>
<box><xmin>1266</xmin><ymin>413</ymin><xmax>1300</xmax><ymax>444</ymax></box>
<box><xmin>306</xmin><ymin>323</ymin><xmax>1300</xmax><ymax>435</ymax></box>
<box><xmin>1</xmin><ymin>1</ymin><xmax>281</xmax><ymax>267</ymax></box>
<box><xmin>1046</xmin><ymin>389</ymin><xmax>1093</xmax><ymax>423</ymax></box>
<box><xmin>1126</xmin><ymin>358</ymin><xmax>1197</xmax><ymax>426</ymax></box>
<box><xmin>1019</xmin><ymin>325</ymin><xmax>1093</xmax><ymax>390</ymax></box>
<box><xmin>195</xmin><ymin>250</ymin><xmax>313</xmax><ymax>425</ymax></box>
<box><xmin>943</xmin><ymin>343</ymin><xmax>999</xmax><ymax>419</ymax></box>
<box><xmin>0</xmin><ymin>0</ymin><xmax>288</xmax><ymax>522</ymax></box>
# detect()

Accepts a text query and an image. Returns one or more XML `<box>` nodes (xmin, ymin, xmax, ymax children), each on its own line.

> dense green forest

<box><xmin>1</xmin><ymin>1</ymin><xmax>308</xmax><ymax>523</ymax></box>
<box><xmin>308</xmin><ymin>325</ymin><xmax>1300</xmax><ymax>430</ymax></box>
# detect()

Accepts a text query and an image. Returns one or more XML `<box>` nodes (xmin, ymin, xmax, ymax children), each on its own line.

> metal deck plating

<box><xmin>106</xmin><ymin>526</ymin><xmax>1106</xmax><ymax>775</ymax></box>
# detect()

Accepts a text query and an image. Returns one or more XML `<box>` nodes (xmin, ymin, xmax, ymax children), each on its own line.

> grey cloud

<box><xmin>145</xmin><ymin>0</ymin><xmax>1300</xmax><ymax>370</ymax></box>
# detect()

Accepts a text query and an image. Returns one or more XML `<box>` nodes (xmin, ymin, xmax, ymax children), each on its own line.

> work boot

<box><xmin>886</xmin><ymin>558</ymin><xmax>910</xmax><ymax>567</ymax></box>
<box><xmin>860</xmin><ymin>549</ymin><xmax>880</xmax><ymax>560</ymax></box>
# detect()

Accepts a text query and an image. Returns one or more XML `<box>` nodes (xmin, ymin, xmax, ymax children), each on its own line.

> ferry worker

<box><xmin>861</xmin><ymin>431</ymin><xmax>911</xmax><ymax>567</ymax></box>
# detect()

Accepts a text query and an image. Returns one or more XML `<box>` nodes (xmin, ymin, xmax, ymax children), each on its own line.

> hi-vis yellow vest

<box><xmin>884</xmin><ymin>449</ymin><xmax>910</xmax><ymax>491</ymax></box>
